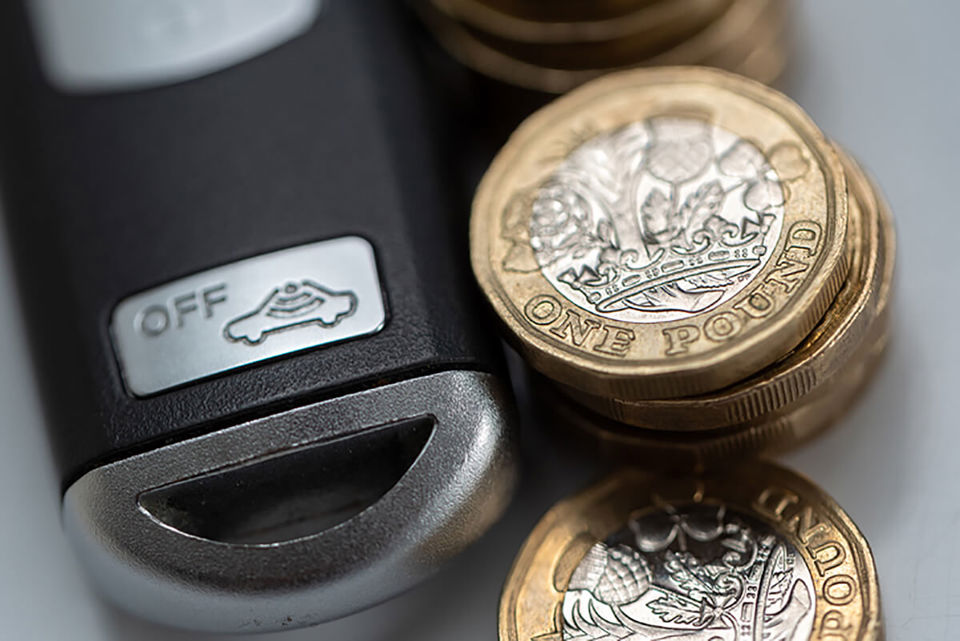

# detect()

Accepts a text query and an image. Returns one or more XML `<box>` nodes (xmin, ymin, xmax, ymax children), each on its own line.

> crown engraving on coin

<box><xmin>508</xmin><ymin>117</ymin><xmax>810</xmax><ymax>324</ymax></box>
<box><xmin>562</xmin><ymin>502</ymin><xmax>815</xmax><ymax>641</ymax></box>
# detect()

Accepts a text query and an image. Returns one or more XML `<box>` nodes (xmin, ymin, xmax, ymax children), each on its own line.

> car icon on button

<box><xmin>224</xmin><ymin>279</ymin><xmax>358</xmax><ymax>345</ymax></box>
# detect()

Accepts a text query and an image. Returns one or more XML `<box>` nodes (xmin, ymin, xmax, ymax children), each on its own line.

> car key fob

<box><xmin>0</xmin><ymin>0</ymin><xmax>516</xmax><ymax>632</ymax></box>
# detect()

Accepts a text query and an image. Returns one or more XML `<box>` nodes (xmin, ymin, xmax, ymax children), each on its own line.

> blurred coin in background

<box><xmin>417</xmin><ymin>0</ymin><xmax>790</xmax><ymax>92</ymax></box>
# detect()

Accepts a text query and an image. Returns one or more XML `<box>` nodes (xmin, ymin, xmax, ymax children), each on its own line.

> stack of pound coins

<box><xmin>414</xmin><ymin>0</ymin><xmax>789</xmax><ymax>92</ymax></box>
<box><xmin>470</xmin><ymin>66</ymin><xmax>896</xmax><ymax>463</ymax></box>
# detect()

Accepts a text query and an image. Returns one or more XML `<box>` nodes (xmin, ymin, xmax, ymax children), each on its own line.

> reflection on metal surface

<box><xmin>63</xmin><ymin>371</ymin><xmax>517</xmax><ymax>631</ymax></box>
<box><xmin>138</xmin><ymin>417</ymin><xmax>434</xmax><ymax>545</ymax></box>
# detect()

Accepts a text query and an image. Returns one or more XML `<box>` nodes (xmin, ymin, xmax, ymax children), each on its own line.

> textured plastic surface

<box><xmin>0</xmin><ymin>0</ymin><xmax>500</xmax><ymax>490</ymax></box>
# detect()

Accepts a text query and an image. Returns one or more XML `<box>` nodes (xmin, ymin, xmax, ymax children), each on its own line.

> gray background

<box><xmin>1</xmin><ymin>2</ymin><xmax>957</xmax><ymax>639</ymax></box>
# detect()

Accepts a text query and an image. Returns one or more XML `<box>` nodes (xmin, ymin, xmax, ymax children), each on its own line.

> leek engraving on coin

<box><xmin>562</xmin><ymin>503</ymin><xmax>815</xmax><ymax>641</ymax></box>
<box><xmin>518</xmin><ymin>117</ymin><xmax>810</xmax><ymax>324</ymax></box>
<box><xmin>224</xmin><ymin>279</ymin><xmax>358</xmax><ymax>345</ymax></box>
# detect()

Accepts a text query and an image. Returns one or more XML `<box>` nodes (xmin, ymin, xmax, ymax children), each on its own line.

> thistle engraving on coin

<box><xmin>562</xmin><ymin>503</ymin><xmax>815</xmax><ymax>641</ymax></box>
<box><xmin>508</xmin><ymin>117</ymin><xmax>810</xmax><ymax>324</ymax></box>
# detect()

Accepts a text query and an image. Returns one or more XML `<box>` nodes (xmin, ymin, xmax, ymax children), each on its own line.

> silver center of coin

<box><xmin>562</xmin><ymin>502</ymin><xmax>815</xmax><ymax>641</ymax></box>
<box><xmin>529</xmin><ymin>117</ymin><xmax>786</xmax><ymax>323</ymax></box>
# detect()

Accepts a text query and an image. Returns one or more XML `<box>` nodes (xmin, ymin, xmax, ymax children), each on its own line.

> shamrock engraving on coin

<box><xmin>563</xmin><ymin>503</ymin><xmax>815</xmax><ymax>640</ymax></box>
<box><xmin>527</xmin><ymin>117</ymin><xmax>807</xmax><ymax>324</ymax></box>
<box><xmin>472</xmin><ymin>67</ymin><xmax>848</xmax><ymax>399</ymax></box>
<box><xmin>499</xmin><ymin>464</ymin><xmax>883</xmax><ymax>641</ymax></box>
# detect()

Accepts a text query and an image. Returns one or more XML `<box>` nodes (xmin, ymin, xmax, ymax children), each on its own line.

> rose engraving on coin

<box><xmin>523</xmin><ymin>117</ymin><xmax>809</xmax><ymax>324</ymax></box>
<box><xmin>562</xmin><ymin>503</ymin><xmax>815</xmax><ymax>641</ymax></box>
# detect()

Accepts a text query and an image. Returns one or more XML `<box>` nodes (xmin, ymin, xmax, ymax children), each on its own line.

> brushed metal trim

<box><xmin>62</xmin><ymin>370</ymin><xmax>517</xmax><ymax>632</ymax></box>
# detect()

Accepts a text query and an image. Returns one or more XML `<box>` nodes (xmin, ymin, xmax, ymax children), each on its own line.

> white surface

<box><xmin>0</xmin><ymin>2</ymin><xmax>957</xmax><ymax>639</ymax></box>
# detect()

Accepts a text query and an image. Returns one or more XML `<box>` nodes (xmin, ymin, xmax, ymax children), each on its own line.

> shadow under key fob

<box><xmin>0</xmin><ymin>0</ymin><xmax>516</xmax><ymax>632</ymax></box>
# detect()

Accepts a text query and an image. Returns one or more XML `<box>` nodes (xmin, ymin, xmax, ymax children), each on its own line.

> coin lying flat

<box><xmin>472</xmin><ymin>67</ymin><xmax>848</xmax><ymax>400</ymax></box>
<box><xmin>500</xmin><ymin>464</ymin><xmax>883</xmax><ymax>641</ymax></box>
<box><xmin>417</xmin><ymin>0</ymin><xmax>788</xmax><ymax>93</ymax></box>
<box><xmin>559</xmin><ymin>150</ymin><xmax>891</xmax><ymax>429</ymax></box>
<box><xmin>473</xmin><ymin>0</ymin><xmax>662</xmax><ymax>23</ymax></box>
<box><xmin>432</xmin><ymin>0</ymin><xmax>729</xmax><ymax>44</ymax></box>
<box><xmin>466</xmin><ymin>6</ymin><xmax>729</xmax><ymax>71</ymax></box>
<box><xmin>472</xmin><ymin>0</ymin><xmax>775</xmax><ymax>71</ymax></box>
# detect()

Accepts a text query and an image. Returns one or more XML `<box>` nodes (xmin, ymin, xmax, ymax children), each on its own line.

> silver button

<box><xmin>111</xmin><ymin>236</ymin><xmax>386</xmax><ymax>396</ymax></box>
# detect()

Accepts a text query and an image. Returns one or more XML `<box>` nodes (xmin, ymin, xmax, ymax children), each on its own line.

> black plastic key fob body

<box><xmin>0</xmin><ymin>0</ymin><xmax>515</xmax><ymax>632</ymax></box>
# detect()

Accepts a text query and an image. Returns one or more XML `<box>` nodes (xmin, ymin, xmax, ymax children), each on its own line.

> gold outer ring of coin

<box><xmin>560</xmin><ymin>150</ymin><xmax>893</xmax><ymax>430</ymax></box>
<box><xmin>499</xmin><ymin>464</ymin><xmax>883</xmax><ymax>641</ymax></box>
<box><xmin>431</xmin><ymin>0</ymin><xmax>731</xmax><ymax>44</ymax></box>
<box><xmin>415</xmin><ymin>0</ymin><xmax>782</xmax><ymax>92</ymax></box>
<box><xmin>472</xmin><ymin>67</ymin><xmax>848</xmax><ymax>400</ymax></box>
